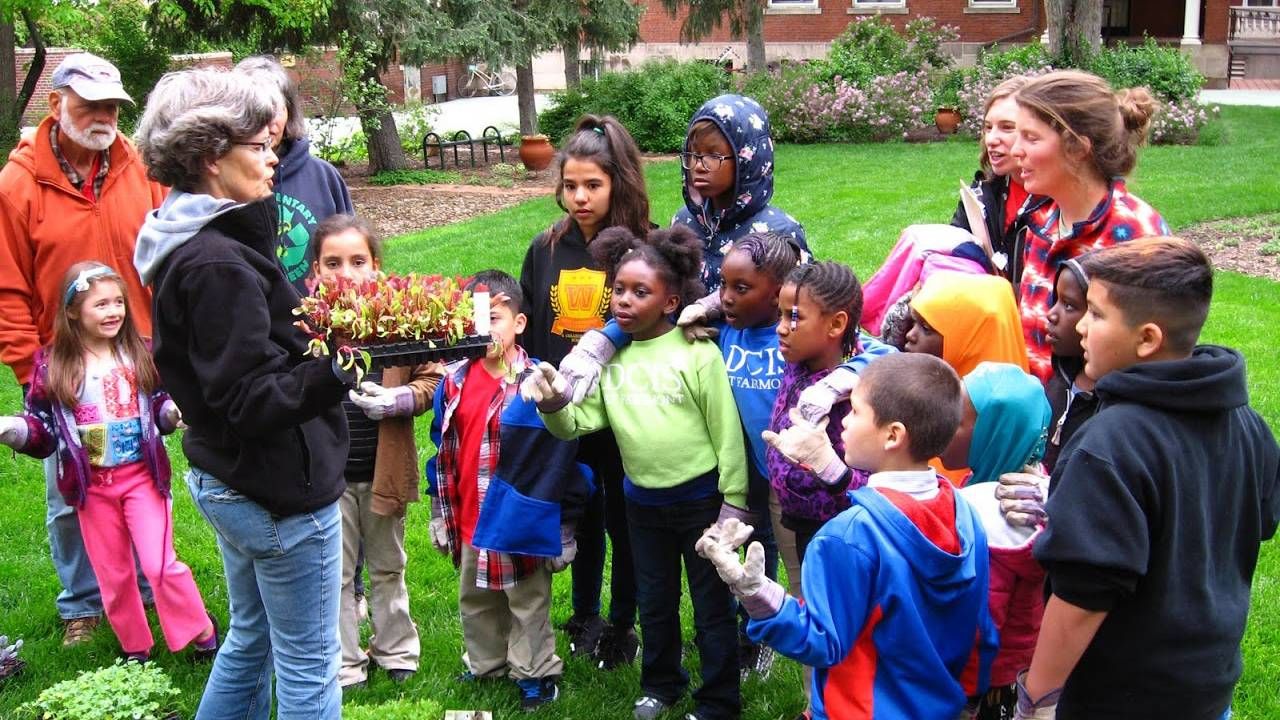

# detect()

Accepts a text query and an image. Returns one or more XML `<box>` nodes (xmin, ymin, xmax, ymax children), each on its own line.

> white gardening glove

<box><xmin>160</xmin><ymin>401</ymin><xmax>184</xmax><ymax>430</ymax></box>
<box><xmin>429</xmin><ymin>496</ymin><xmax>450</xmax><ymax>555</ymax></box>
<box><xmin>695</xmin><ymin>519</ymin><xmax>765</xmax><ymax>597</ymax></box>
<box><xmin>1012</xmin><ymin>670</ymin><xmax>1061</xmax><ymax>720</ymax></box>
<box><xmin>348</xmin><ymin>381</ymin><xmax>415</xmax><ymax>420</ymax></box>
<box><xmin>520</xmin><ymin>362</ymin><xmax>572</xmax><ymax>412</ymax></box>
<box><xmin>996</xmin><ymin>466</ymin><xmax>1050</xmax><ymax>528</ymax></box>
<box><xmin>676</xmin><ymin>302</ymin><xmax>718</xmax><ymax>343</ymax></box>
<box><xmin>795</xmin><ymin>366</ymin><xmax>859</xmax><ymax>425</ymax></box>
<box><xmin>761</xmin><ymin>409</ymin><xmax>847</xmax><ymax>486</ymax></box>
<box><xmin>547</xmin><ymin>525</ymin><xmax>578</xmax><ymax>573</ymax></box>
<box><xmin>0</xmin><ymin>416</ymin><xmax>27</xmax><ymax>449</ymax></box>
<box><xmin>558</xmin><ymin>330</ymin><xmax>617</xmax><ymax>404</ymax></box>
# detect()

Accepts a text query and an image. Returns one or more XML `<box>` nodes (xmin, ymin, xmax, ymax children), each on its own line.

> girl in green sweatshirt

<box><xmin>529</xmin><ymin>225</ymin><xmax>749</xmax><ymax>720</ymax></box>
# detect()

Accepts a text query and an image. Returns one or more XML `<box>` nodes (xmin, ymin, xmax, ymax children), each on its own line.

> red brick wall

<box><xmin>639</xmin><ymin>1</ymin><xmax>1043</xmax><ymax>45</ymax></box>
<box><xmin>1204</xmin><ymin>0</ymin><xmax>1230</xmax><ymax>43</ymax></box>
<box><xmin>292</xmin><ymin>49</ymin><xmax>468</xmax><ymax>117</ymax></box>
<box><xmin>18</xmin><ymin>48</ymin><xmax>81</xmax><ymax>125</ymax></box>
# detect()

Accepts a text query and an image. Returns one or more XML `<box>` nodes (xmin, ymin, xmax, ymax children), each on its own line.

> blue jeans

<box><xmin>46</xmin><ymin>454</ymin><xmax>103</xmax><ymax>619</ymax></box>
<box><xmin>628</xmin><ymin>494</ymin><xmax>740</xmax><ymax>720</ymax></box>
<box><xmin>187</xmin><ymin>468</ymin><xmax>342</xmax><ymax>720</ymax></box>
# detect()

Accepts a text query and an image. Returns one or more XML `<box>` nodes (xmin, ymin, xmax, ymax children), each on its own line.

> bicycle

<box><xmin>457</xmin><ymin>63</ymin><xmax>517</xmax><ymax>98</ymax></box>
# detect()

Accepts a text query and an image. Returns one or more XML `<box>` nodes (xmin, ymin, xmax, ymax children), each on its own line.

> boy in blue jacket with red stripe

<box><xmin>698</xmin><ymin>353</ymin><xmax>997</xmax><ymax>720</ymax></box>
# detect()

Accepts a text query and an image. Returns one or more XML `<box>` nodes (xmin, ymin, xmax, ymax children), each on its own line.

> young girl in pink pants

<box><xmin>0</xmin><ymin>262</ymin><xmax>217</xmax><ymax>662</ymax></box>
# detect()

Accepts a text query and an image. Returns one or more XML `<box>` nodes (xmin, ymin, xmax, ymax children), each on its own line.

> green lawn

<box><xmin>2</xmin><ymin>105</ymin><xmax>1278</xmax><ymax>719</ymax></box>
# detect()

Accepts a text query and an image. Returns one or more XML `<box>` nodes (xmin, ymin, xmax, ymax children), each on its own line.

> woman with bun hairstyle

<box><xmin>1010</xmin><ymin>69</ymin><xmax>1170</xmax><ymax>382</ymax></box>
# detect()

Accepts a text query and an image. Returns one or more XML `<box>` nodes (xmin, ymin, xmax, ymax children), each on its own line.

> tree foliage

<box><xmin>657</xmin><ymin>0</ymin><xmax>767</xmax><ymax>71</ymax></box>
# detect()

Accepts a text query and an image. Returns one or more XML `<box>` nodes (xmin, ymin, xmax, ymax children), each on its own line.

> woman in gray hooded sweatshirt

<box><xmin>132</xmin><ymin>68</ymin><xmax>352</xmax><ymax>720</ymax></box>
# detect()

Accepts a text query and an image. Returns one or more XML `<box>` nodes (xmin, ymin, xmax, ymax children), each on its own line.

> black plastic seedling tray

<box><xmin>355</xmin><ymin>334</ymin><xmax>492</xmax><ymax>369</ymax></box>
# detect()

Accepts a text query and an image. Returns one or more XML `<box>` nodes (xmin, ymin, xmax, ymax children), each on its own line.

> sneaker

<box><xmin>738</xmin><ymin>641</ymin><xmax>775</xmax><ymax>681</ymax></box>
<box><xmin>62</xmin><ymin>617</ymin><xmax>99</xmax><ymax>646</ymax></box>
<box><xmin>516</xmin><ymin>676</ymin><xmax>559</xmax><ymax>711</ymax></box>
<box><xmin>193</xmin><ymin>613</ymin><xmax>219</xmax><ymax>663</ymax></box>
<box><xmin>563</xmin><ymin>614</ymin><xmax>607</xmax><ymax>656</ymax></box>
<box><xmin>633</xmin><ymin>695</ymin><xmax>671</xmax><ymax>720</ymax></box>
<box><xmin>123</xmin><ymin>650</ymin><xmax>150</xmax><ymax>664</ymax></box>
<box><xmin>594</xmin><ymin>624</ymin><xmax>640</xmax><ymax>670</ymax></box>
<box><xmin>386</xmin><ymin>668</ymin><xmax>415</xmax><ymax>684</ymax></box>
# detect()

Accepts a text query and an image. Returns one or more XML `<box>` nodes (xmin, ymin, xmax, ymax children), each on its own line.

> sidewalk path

<box><xmin>1200</xmin><ymin>89</ymin><xmax>1280</xmax><ymax>107</ymax></box>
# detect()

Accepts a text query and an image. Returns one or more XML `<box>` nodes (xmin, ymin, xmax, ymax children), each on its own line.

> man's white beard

<box><xmin>60</xmin><ymin>105</ymin><xmax>117</xmax><ymax>152</ymax></box>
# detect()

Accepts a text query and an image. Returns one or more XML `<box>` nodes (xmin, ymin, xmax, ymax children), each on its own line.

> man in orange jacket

<box><xmin>0</xmin><ymin>52</ymin><xmax>166</xmax><ymax>646</ymax></box>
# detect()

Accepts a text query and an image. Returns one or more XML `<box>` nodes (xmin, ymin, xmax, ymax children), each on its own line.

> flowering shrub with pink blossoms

<box><xmin>1150</xmin><ymin>99</ymin><xmax>1221</xmax><ymax>145</ymax></box>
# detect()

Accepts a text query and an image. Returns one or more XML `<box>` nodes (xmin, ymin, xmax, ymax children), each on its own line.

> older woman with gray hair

<box><xmin>132</xmin><ymin>68</ymin><xmax>351</xmax><ymax>720</ymax></box>
<box><xmin>235</xmin><ymin>55</ymin><xmax>353</xmax><ymax>295</ymax></box>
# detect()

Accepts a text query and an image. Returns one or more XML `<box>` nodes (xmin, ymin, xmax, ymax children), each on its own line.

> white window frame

<box><xmin>767</xmin><ymin>0</ymin><xmax>821</xmax><ymax>15</ymax></box>
<box><xmin>849</xmin><ymin>0</ymin><xmax>907</xmax><ymax>16</ymax></box>
<box><xmin>966</xmin><ymin>0</ymin><xmax>1019</xmax><ymax>13</ymax></box>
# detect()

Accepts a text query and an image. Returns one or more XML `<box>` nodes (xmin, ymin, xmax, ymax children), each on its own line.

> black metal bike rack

<box><xmin>422</xmin><ymin>126</ymin><xmax>508</xmax><ymax>170</ymax></box>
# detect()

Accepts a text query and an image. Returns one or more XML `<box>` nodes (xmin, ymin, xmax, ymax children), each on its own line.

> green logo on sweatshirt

<box><xmin>276</xmin><ymin>192</ymin><xmax>319</xmax><ymax>284</ymax></box>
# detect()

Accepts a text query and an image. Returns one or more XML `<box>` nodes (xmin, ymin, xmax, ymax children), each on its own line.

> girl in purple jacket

<box><xmin>0</xmin><ymin>262</ymin><xmax>216</xmax><ymax>662</ymax></box>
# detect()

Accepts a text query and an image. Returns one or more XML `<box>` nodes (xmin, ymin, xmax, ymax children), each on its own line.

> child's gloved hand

<box><xmin>676</xmin><ymin>301</ymin><xmax>718</xmax><ymax>343</ymax></box>
<box><xmin>520</xmin><ymin>362</ymin><xmax>571</xmax><ymax>412</ymax></box>
<box><xmin>558</xmin><ymin>330</ymin><xmax>617</xmax><ymax>404</ymax></box>
<box><xmin>428</xmin><ymin>497</ymin><xmax>450</xmax><ymax>555</ymax></box>
<box><xmin>795</xmin><ymin>366</ymin><xmax>859</xmax><ymax>425</ymax></box>
<box><xmin>1012</xmin><ymin>670</ymin><xmax>1061</xmax><ymax>720</ymax></box>
<box><xmin>696</xmin><ymin>522</ymin><xmax>764</xmax><ymax>596</ymax></box>
<box><xmin>996</xmin><ymin>466</ymin><xmax>1049</xmax><ymax>528</ymax></box>
<box><xmin>761</xmin><ymin>409</ymin><xmax>847</xmax><ymax>486</ymax></box>
<box><xmin>0</xmin><ymin>417</ymin><xmax>27</xmax><ymax>449</ymax></box>
<box><xmin>348</xmin><ymin>381</ymin><xmax>414</xmax><ymax>420</ymax></box>
<box><xmin>547</xmin><ymin>525</ymin><xmax>578</xmax><ymax>573</ymax></box>
<box><xmin>161</xmin><ymin>402</ymin><xmax>186</xmax><ymax>430</ymax></box>
<box><xmin>715</xmin><ymin>502</ymin><xmax>755</xmax><ymax>532</ymax></box>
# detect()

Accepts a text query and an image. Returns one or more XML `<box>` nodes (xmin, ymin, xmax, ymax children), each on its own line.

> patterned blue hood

<box><xmin>673</xmin><ymin>94</ymin><xmax>807</xmax><ymax>291</ymax></box>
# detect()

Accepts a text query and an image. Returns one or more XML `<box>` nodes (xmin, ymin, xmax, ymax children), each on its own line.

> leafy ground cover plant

<box><xmin>21</xmin><ymin>660</ymin><xmax>179</xmax><ymax>720</ymax></box>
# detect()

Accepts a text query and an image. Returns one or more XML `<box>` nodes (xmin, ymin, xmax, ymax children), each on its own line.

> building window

<box><xmin>968</xmin><ymin>0</ymin><xmax>1017</xmax><ymax>8</ymax></box>
<box><xmin>849</xmin><ymin>0</ymin><xmax>907</xmax><ymax>14</ymax></box>
<box><xmin>767</xmin><ymin>0</ymin><xmax>821</xmax><ymax>14</ymax></box>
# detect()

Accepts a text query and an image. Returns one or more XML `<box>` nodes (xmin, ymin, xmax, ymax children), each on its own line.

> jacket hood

<box><xmin>1095</xmin><ymin>345</ymin><xmax>1248</xmax><ymax>414</ymax></box>
<box><xmin>911</xmin><ymin>272</ymin><xmax>1029</xmax><ymax>378</ymax></box>
<box><xmin>851</xmin><ymin>483</ymin><xmax>983</xmax><ymax>597</ymax></box>
<box><xmin>681</xmin><ymin>94</ymin><xmax>777</xmax><ymax>234</ymax></box>
<box><xmin>965</xmin><ymin>362</ymin><xmax>1051</xmax><ymax>484</ymax></box>
<box><xmin>275</xmin><ymin>137</ymin><xmax>313</xmax><ymax>183</ymax></box>
<box><xmin>134</xmin><ymin>190</ymin><xmax>241</xmax><ymax>285</ymax></box>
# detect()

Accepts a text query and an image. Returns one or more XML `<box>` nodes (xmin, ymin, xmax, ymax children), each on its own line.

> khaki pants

<box><xmin>339</xmin><ymin>482</ymin><xmax>420</xmax><ymax>685</ymax></box>
<box><xmin>458</xmin><ymin>544</ymin><xmax>562</xmax><ymax>681</ymax></box>
<box><xmin>770</xmin><ymin>486</ymin><xmax>813</xmax><ymax>705</ymax></box>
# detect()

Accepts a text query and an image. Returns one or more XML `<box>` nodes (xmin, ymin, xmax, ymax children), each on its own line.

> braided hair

<box><xmin>590</xmin><ymin>224</ymin><xmax>706</xmax><ymax>307</ymax></box>
<box><xmin>785</xmin><ymin>261</ymin><xmax>863</xmax><ymax>358</ymax></box>
<box><xmin>730</xmin><ymin>232</ymin><xmax>805</xmax><ymax>284</ymax></box>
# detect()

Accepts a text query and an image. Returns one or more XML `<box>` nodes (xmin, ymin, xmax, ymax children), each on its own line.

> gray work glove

<box><xmin>1012</xmin><ymin>670</ymin><xmax>1061</xmax><ymax>720</ymax></box>
<box><xmin>996</xmin><ymin>466</ymin><xmax>1049</xmax><ymax>529</ymax></box>
<box><xmin>795</xmin><ymin>365</ymin><xmax>859</xmax><ymax>425</ymax></box>
<box><xmin>558</xmin><ymin>330</ymin><xmax>616</xmax><ymax>405</ymax></box>
<box><xmin>520</xmin><ymin>362</ymin><xmax>572</xmax><ymax>413</ymax></box>
<box><xmin>762</xmin><ymin>410</ymin><xmax>847</xmax><ymax>486</ymax></box>
<box><xmin>428</xmin><ymin>496</ymin><xmax>450</xmax><ymax>555</ymax></box>
<box><xmin>547</xmin><ymin>525</ymin><xmax>578</xmax><ymax>573</ymax></box>
<box><xmin>676</xmin><ymin>293</ymin><xmax>721</xmax><ymax>343</ymax></box>
<box><xmin>0</xmin><ymin>416</ymin><xmax>27</xmax><ymax>449</ymax></box>
<box><xmin>348</xmin><ymin>381</ymin><xmax>415</xmax><ymax>420</ymax></box>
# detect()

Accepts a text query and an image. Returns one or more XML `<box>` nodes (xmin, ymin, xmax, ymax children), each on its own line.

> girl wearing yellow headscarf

<box><xmin>904</xmin><ymin>272</ymin><xmax>1029</xmax><ymax>377</ymax></box>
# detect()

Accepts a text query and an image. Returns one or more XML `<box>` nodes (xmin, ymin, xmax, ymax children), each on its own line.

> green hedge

<box><xmin>1089</xmin><ymin>36</ymin><xmax>1204</xmax><ymax>103</ymax></box>
<box><xmin>538</xmin><ymin>59</ymin><xmax>731</xmax><ymax>153</ymax></box>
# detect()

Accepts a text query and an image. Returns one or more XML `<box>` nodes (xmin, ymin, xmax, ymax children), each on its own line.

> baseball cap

<box><xmin>50</xmin><ymin>53</ymin><xmax>134</xmax><ymax>104</ymax></box>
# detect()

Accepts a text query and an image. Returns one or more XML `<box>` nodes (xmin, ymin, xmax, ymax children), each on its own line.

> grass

<box><xmin>2</xmin><ymin>105</ymin><xmax>1279</xmax><ymax>718</ymax></box>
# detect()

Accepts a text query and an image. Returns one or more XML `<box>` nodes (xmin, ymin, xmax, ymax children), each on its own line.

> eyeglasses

<box><xmin>679</xmin><ymin>152</ymin><xmax>731</xmax><ymax>172</ymax></box>
<box><xmin>234</xmin><ymin>140</ymin><xmax>273</xmax><ymax>156</ymax></box>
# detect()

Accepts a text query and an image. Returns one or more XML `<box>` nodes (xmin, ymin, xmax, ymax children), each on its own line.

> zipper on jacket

<box><xmin>295</xmin><ymin>427</ymin><xmax>312</xmax><ymax>493</ymax></box>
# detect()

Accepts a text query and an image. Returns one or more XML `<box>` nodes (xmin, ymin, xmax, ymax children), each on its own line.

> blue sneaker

<box><xmin>517</xmin><ymin>676</ymin><xmax>559</xmax><ymax>711</ymax></box>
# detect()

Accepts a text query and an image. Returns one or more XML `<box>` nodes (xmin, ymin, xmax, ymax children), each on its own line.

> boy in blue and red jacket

<box><xmin>425</xmin><ymin>271</ymin><xmax>591</xmax><ymax>711</ymax></box>
<box><xmin>698</xmin><ymin>353</ymin><xmax>997</xmax><ymax>720</ymax></box>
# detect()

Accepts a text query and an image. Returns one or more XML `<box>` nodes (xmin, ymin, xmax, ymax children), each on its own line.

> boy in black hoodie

<box><xmin>1016</xmin><ymin>238</ymin><xmax>1280</xmax><ymax>720</ymax></box>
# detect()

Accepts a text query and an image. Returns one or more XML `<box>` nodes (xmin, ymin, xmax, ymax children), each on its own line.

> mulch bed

<box><xmin>1179</xmin><ymin>213</ymin><xmax>1280</xmax><ymax>282</ymax></box>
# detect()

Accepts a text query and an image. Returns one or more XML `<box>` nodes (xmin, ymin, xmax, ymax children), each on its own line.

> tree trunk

<box><xmin>1045</xmin><ymin>0</ymin><xmax>1103</xmax><ymax>63</ymax></box>
<box><xmin>745</xmin><ymin>0</ymin><xmax>766</xmax><ymax>73</ymax></box>
<box><xmin>516</xmin><ymin>63</ymin><xmax>537</xmax><ymax>136</ymax></box>
<box><xmin>563</xmin><ymin>37</ymin><xmax>581</xmax><ymax>89</ymax></box>
<box><xmin>0</xmin><ymin>19</ymin><xmax>17</xmax><ymax>159</ymax></box>
<box><xmin>362</xmin><ymin>106</ymin><xmax>406</xmax><ymax>173</ymax></box>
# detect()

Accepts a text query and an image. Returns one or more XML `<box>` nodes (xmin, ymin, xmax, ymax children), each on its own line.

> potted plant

<box><xmin>517</xmin><ymin>133</ymin><xmax>554</xmax><ymax>171</ymax></box>
<box><xmin>21</xmin><ymin>659</ymin><xmax>181</xmax><ymax>720</ymax></box>
<box><xmin>294</xmin><ymin>272</ymin><xmax>490</xmax><ymax>374</ymax></box>
<box><xmin>933</xmin><ymin>77</ymin><xmax>963</xmax><ymax>135</ymax></box>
